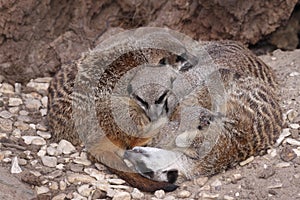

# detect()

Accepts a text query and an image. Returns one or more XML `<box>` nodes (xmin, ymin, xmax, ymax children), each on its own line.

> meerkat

<box><xmin>48</xmin><ymin>29</ymin><xmax>283</xmax><ymax>192</ymax></box>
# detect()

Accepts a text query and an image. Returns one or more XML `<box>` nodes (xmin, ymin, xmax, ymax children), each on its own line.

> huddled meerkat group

<box><xmin>48</xmin><ymin>29</ymin><xmax>283</xmax><ymax>192</ymax></box>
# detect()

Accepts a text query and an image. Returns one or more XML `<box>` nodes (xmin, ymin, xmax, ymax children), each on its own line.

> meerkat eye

<box><xmin>134</xmin><ymin>94</ymin><xmax>149</xmax><ymax>109</ymax></box>
<box><xmin>155</xmin><ymin>91</ymin><xmax>168</xmax><ymax>104</ymax></box>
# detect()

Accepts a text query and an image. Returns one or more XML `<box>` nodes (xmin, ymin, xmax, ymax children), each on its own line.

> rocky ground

<box><xmin>0</xmin><ymin>49</ymin><xmax>299</xmax><ymax>200</ymax></box>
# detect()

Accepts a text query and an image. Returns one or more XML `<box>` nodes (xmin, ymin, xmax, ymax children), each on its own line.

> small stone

<box><xmin>37</xmin><ymin>148</ymin><xmax>47</xmax><ymax>157</ymax></box>
<box><xmin>108</xmin><ymin>178</ymin><xmax>126</xmax><ymax>185</ymax></box>
<box><xmin>70</xmin><ymin>164</ymin><xmax>84</xmax><ymax>172</ymax></box>
<box><xmin>106</xmin><ymin>188</ymin><xmax>116</xmax><ymax>198</ymax></box>
<box><xmin>0</xmin><ymin>118</ymin><xmax>13</xmax><ymax>132</ymax></box>
<box><xmin>289</xmin><ymin>71</ymin><xmax>300</xmax><ymax>77</ymax></box>
<box><xmin>41</xmin><ymin>156</ymin><xmax>57</xmax><ymax>167</ymax></box>
<box><xmin>52</xmin><ymin>193</ymin><xmax>67</xmax><ymax>200</ymax></box>
<box><xmin>67</xmin><ymin>173</ymin><xmax>96</xmax><ymax>184</ymax></box>
<box><xmin>11</xmin><ymin>156</ymin><xmax>22</xmax><ymax>174</ymax></box>
<box><xmin>177</xmin><ymin>190</ymin><xmax>191</xmax><ymax>198</ymax></box>
<box><xmin>131</xmin><ymin>188</ymin><xmax>144</xmax><ymax>199</ymax></box>
<box><xmin>112</xmin><ymin>191</ymin><xmax>131</xmax><ymax>200</ymax></box>
<box><xmin>232</xmin><ymin>173</ymin><xmax>243</xmax><ymax>182</ymax></box>
<box><xmin>271</xmin><ymin>56</ymin><xmax>277</xmax><ymax>61</ymax></box>
<box><xmin>195</xmin><ymin>176</ymin><xmax>208</xmax><ymax>186</ymax></box>
<box><xmin>164</xmin><ymin>196</ymin><xmax>176</xmax><ymax>200</ymax></box>
<box><xmin>211</xmin><ymin>179</ymin><xmax>222</xmax><ymax>190</ymax></box>
<box><xmin>37</xmin><ymin>131</ymin><xmax>51</xmax><ymax>139</ymax></box>
<box><xmin>40</xmin><ymin>108</ymin><xmax>47</xmax><ymax>116</ymax></box>
<box><xmin>26</xmin><ymin>81</ymin><xmax>50</xmax><ymax>92</ymax></box>
<box><xmin>276</xmin><ymin>128</ymin><xmax>291</xmax><ymax>145</ymax></box>
<box><xmin>290</xmin><ymin>129</ymin><xmax>299</xmax><ymax>139</ymax></box>
<box><xmin>19</xmin><ymin>110</ymin><xmax>29</xmax><ymax>115</ymax></box>
<box><xmin>59</xmin><ymin>180</ymin><xmax>67</xmax><ymax>191</ymax></box>
<box><xmin>154</xmin><ymin>190</ymin><xmax>165</xmax><ymax>199</ymax></box>
<box><xmin>93</xmin><ymin>181</ymin><xmax>109</xmax><ymax>192</ymax></box>
<box><xmin>0</xmin><ymin>133</ymin><xmax>7</xmax><ymax>139</ymax></box>
<box><xmin>276</xmin><ymin>162</ymin><xmax>291</xmax><ymax>168</ymax></box>
<box><xmin>223</xmin><ymin>195</ymin><xmax>235</xmax><ymax>200</ymax></box>
<box><xmin>290</xmin><ymin>123</ymin><xmax>300</xmax><ymax>129</ymax></box>
<box><xmin>73</xmin><ymin>152</ymin><xmax>92</xmax><ymax>166</ymax></box>
<box><xmin>57</xmin><ymin>139</ymin><xmax>76</xmax><ymax>154</ymax></box>
<box><xmin>8</xmin><ymin>97</ymin><xmax>23</xmax><ymax>106</ymax></box>
<box><xmin>293</xmin><ymin>148</ymin><xmax>300</xmax><ymax>156</ymax></box>
<box><xmin>267</xmin><ymin>183</ymin><xmax>283</xmax><ymax>189</ymax></box>
<box><xmin>22</xmin><ymin>136</ymin><xmax>46</xmax><ymax>145</ymax></box>
<box><xmin>36</xmin><ymin>123</ymin><xmax>48</xmax><ymax>131</ymax></box>
<box><xmin>17</xmin><ymin>115</ymin><xmax>32</xmax><ymax>122</ymax></box>
<box><xmin>239</xmin><ymin>156</ymin><xmax>254</xmax><ymax>166</ymax></box>
<box><xmin>84</xmin><ymin>168</ymin><xmax>105</xmax><ymax>180</ymax></box>
<box><xmin>36</xmin><ymin>186</ymin><xmax>50</xmax><ymax>195</ymax></box>
<box><xmin>280</xmin><ymin>146</ymin><xmax>297</xmax><ymax>161</ymax></box>
<box><xmin>0</xmin><ymin>110</ymin><xmax>13</xmax><ymax>118</ymax></box>
<box><xmin>77</xmin><ymin>184</ymin><xmax>93</xmax><ymax>197</ymax></box>
<box><xmin>0</xmin><ymin>83</ymin><xmax>14</xmax><ymax>94</ymax></box>
<box><xmin>44</xmin><ymin>170</ymin><xmax>63</xmax><ymax>179</ymax></box>
<box><xmin>25</xmin><ymin>98</ymin><xmax>42</xmax><ymax>110</ymax></box>
<box><xmin>14</xmin><ymin>83</ymin><xmax>21</xmax><ymax>93</ymax></box>
<box><xmin>286</xmin><ymin>138</ymin><xmax>300</xmax><ymax>146</ymax></box>
<box><xmin>199</xmin><ymin>192</ymin><xmax>219</xmax><ymax>199</ymax></box>
<box><xmin>56</xmin><ymin>163</ymin><xmax>65</xmax><ymax>170</ymax></box>
<box><xmin>18</xmin><ymin>158</ymin><xmax>27</xmax><ymax>165</ymax></box>
<box><xmin>46</xmin><ymin>146</ymin><xmax>59</xmax><ymax>156</ymax></box>
<box><xmin>49</xmin><ymin>181</ymin><xmax>59</xmax><ymax>190</ymax></box>
<box><xmin>14</xmin><ymin>121</ymin><xmax>30</xmax><ymax>131</ymax></box>
<box><xmin>41</xmin><ymin>96</ymin><xmax>48</xmax><ymax>107</ymax></box>
<box><xmin>286</xmin><ymin>109</ymin><xmax>298</xmax><ymax>122</ymax></box>
<box><xmin>92</xmin><ymin>189</ymin><xmax>107</xmax><ymax>199</ymax></box>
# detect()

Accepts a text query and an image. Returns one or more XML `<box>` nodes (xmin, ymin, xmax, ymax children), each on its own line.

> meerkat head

<box><xmin>127</xmin><ymin>65</ymin><xmax>178</xmax><ymax>122</ymax></box>
<box><xmin>124</xmin><ymin>146</ymin><xmax>184</xmax><ymax>183</ymax></box>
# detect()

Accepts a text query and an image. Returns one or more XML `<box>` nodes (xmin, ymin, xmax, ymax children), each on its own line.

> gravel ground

<box><xmin>0</xmin><ymin>49</ymin><xmax>299</xmax><ymax>200</ymax></box>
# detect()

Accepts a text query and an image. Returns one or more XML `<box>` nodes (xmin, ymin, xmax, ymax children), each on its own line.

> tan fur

<box><xmin>48</xmin><ymin>40</ymin><xmax>283</xmax><ymax>192</ymax></box>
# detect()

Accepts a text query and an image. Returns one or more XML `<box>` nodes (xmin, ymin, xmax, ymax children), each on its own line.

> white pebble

<box><xmin>67</xmin><ymin>173</ymin><xmax>96</xmax><ymax>184</ymax></box>
<box><xmin>8</xmin><ymin>97</ymin><xmax>23</xmax><ymax>106</ymax></box>
<box><xmin>73</xmin><ymin>152</ymin><xmax>92</xmax><ymax>166</ymax></box>
<box><xmin>108</xmin><ymin>178</ymin><xmax>126</xmax><ymax>185</ymax></box>
<box><xmin>0</xmin><ymin>110</ymin><xmax>13</xmax><ymax>119</ymax></box>
<box><xmin>77</xmin><ymin>184</ymin><xmax>93</xmax><ymax>197</ymax></box>
<box><xmin>41</xmin><ymin>156</ymin><xmax>57</xmax><ymax>167</ymax></box>
<box><xmin>154</xmin><ymin>190</ymin><xmax>165</xmax><ymax>199</ymax></box>
<box><xmin>36</xmin><ymin>186</ymin><xmax>50</xmax><ymax>195</ymax></box>
<box><xmin>40</xmin><ymin>108</ymin><xmax>47</xmax><ymax>116</ymax></box>
<box><xmin>57</xmin><ymin>139</ymin><xmax>76</xmax><ymax>155</ymax></box>
<box><xmin>84</xmin><ymin>168</ymin><xmax>105</xmax><ymax>180</ymax></box>
<box><xmin>112</xmin><ymin>191</ymin><xmax>131</xmax><ymax>200</ymax></box>
<box><xmin>59</xmin><ymin>180</ymin><xmax>67</xmax><ymax>191</ymax></box>
<box><xmin>276</xmin><ymin>162</ymin><xmax>291</xmax><ymax>168</ymax></box>
<box><xmin>41</xmin><ymin>96</ymin><xmax>48</xmax><ymax>107</ymax></box>
<box><xmin>286</xmin><ymin>138</ymin><xmax>300</xmax><ymax>146</ymax></box>
<box><xmin>52</xmin><ymin>193</ymin><xmax>66</xmax><ymax>200</ymax></box>
<box><xmin>131</xmin><ymin>188</ymin><xmax>144</xmax><ymax>199</ymax></box>
<box><xmin>22</xmin><ymin>136</ymin><xmax>46</xmax><ymax>145</ymax></box>
<box><xmin>276</xmin><ymin>128</ymin><xmax>291</xmax><ymax>145</ymax></box>
<box><xmin>239</xmin><ymin>156</ymin><xmax>254</xmax><ymax>166</ymax></box>
<box><xmin>177</xmin><ymin>190</ymin><xmax>191</xmax><ymax>198</ymax></box>
<box><xmin>14</xmin><ymin>83</ymin><xmax>21</xmax><ymax>94</ymax></box>
<box><xmin>37</xmin><ymin>131</ymin><xmax>51</xmax><ymax>139</ymax></box>
<box><xmin>11</xmin><ymin>156</ymin><xmax>22</xmax><ymax>174</ymax></box>
<box><xmin>290</xmin><ymin>123</ymin><xmax>300</xmax><ymax>129</ymax></box>
<box><xmin>289</xmin><ymin>72</ymin><xmax>300</xmax><ymax>77</ymax></box>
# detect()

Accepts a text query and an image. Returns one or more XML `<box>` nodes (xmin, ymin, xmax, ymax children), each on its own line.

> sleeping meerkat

<box><xmin>48</xmin><ymin>28</ymin><xmax>283</xmax><ymax>192</ymax></box>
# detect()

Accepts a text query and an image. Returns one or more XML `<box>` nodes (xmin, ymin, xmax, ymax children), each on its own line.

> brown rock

<box><xmin>280</xmin><ymin>146</ymin><xmax>297</xmax><ymax>161</ymax></box>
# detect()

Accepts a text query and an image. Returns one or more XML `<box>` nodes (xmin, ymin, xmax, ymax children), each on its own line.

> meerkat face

<box><xmin>124</xmin><ymin>146</ymin><xmax>189</xmax><ymax>183</ymax></box>
<box><xmin>127</xmin><ymin>65</ymin><xmax>178</xmax><ymax>122</ymax></box>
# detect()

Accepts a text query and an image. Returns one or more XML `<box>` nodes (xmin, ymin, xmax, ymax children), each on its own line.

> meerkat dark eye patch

<box><xmin>155</xmin><ymin>91</ymin><xmax>168</xmax><ymax>104</ymax></box>
<box><xmin>134</xmin><ymin>94</ymin><xmax>149</xmax><ymax>109</ymax></box>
